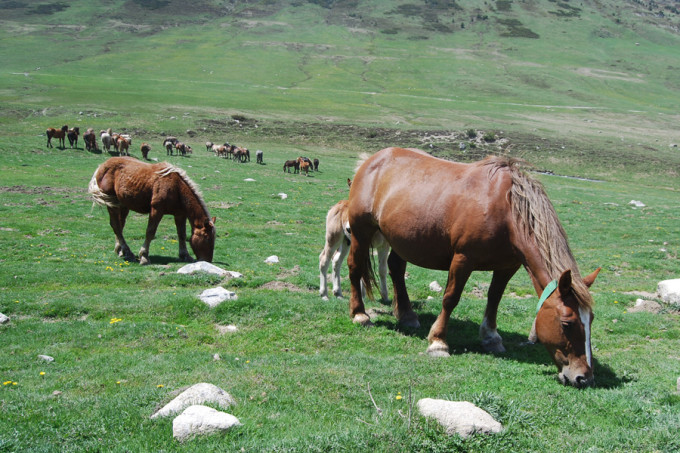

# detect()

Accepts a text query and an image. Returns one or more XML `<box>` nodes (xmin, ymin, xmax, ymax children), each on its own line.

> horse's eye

<box><xmin>561</xmin><ymin>320</ymin><xmax>574</xmax><ymax>329</ymax></box>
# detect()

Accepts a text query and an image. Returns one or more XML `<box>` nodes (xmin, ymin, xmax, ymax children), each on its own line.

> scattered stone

<box><xmin>0</xmin><ymin>313</ymin><xmax>9</xmax><ymax>324</ymax></box>
<box><xmin>177</xmin><ymin>261</ymin><xmax>227</xmax><ymax>276</ymax></box>
<box><xmin>429</xmin><ymin>281</ymin><xmax>443</xmax><ymax>292</ymax></box>
<box><xmin>224</xmin><ymin>270</ymin><xmax>243</xmax><ymax>279</ymax></box>
<box><xmin>199</xmin><ymin>287</ymin><xmax>238</xmax><ymax>308</ymax></box>
<box><xmin>628</xmin><ymin>299</ymin><xmax>663</xmax><ymax>314</ymax></box>
<box><xmin>38</xmin><ymin>354</ymin><xmax>55</xmax><ymax>362</ymax></box>
<box><xmin>52</xmin><ymin>390</ymin><xmax>62</xmax><ymax>396</ymax></box>
<box><xmin>151</xmin><ymin>383</ymin><xmax>236</xmax><ymax>419</ymax></box>
<box><xmin>243</xmin><ymin>178</ymin><xmax>256</xmax><ymax>182</ymax></box>
<box><xmin>677</xmin><ymin>376</ymin><xmax>680</xmax><ymax>392</ymax></box>
<box><xmin>658</xmin><ymin>279</ymin><xmax>680</xmax><ymax>306</ymax></box>
<box><xmin>213</xmin><ymin>354</ymin><xmax>221</xmax><ymax>361</ymax></box>
<box><xmin>216</xmin><ymin>324</ymin><xmax>238</xmax><ymax>334</ymax></box>
<box><xmin>264</xmin><ymin>255</ymin><xmax>279</xmax><ymax>264</ymax></box>
<box><xmin>417</xmin><ymin>399</ymin><xmax>503</xmax><ymax>438</ymax></box>
<box><xmin>277</xmin><ymin>193</ymin><xmax>288</xmax><ymax>200</ymax></box>
<box><xmin>172</xmin><ymin>405</ymin><xmax>241</xmax><ymax>442</ymax></box>
<box><xmin>629</xmin><ymin>200</ymin><xmax>645</xmax><ymax>208</ymax></box>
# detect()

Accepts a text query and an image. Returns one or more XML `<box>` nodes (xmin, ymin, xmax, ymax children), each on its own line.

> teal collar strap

<box><xmin>536</xmin><ymin>280</ymin><xmax>558</xmax><ymax>313</ymax></box>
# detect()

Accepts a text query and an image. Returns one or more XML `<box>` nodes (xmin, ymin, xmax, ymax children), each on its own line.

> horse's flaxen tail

<box><xmin>88</xmin><ymin>166</ymin><xmax>120</xmax><ymax>208</ymax></box>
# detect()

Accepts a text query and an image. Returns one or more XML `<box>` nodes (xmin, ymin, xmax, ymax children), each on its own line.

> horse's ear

<box><xmin>347</xmin><ymin>178</ymin><xmax>352</xmax><ymax>188</ymax></box>
<box><xmin>583</xmin><ymin>267</ymin><xmax>601</xmax><ymax>288</ymax></box>
<box><xmin>211</xmin><ymin>216</ymin><xmax>216</xmax><ymax>225</ymax></box>
<box><xmin>558</xmin><ymin>269</ymin><xmax>572</xmax><ymax>295</ymax></box>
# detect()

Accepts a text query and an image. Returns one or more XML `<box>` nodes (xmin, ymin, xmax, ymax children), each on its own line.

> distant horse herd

<box><xmin>45</xmin><ymin>124</ymin><xmax>320</xmax><ymax>174</ymax></box>
<box><xmin>57</xmin><ymin>119</ymin><xmax>598</xmax><ymax>388</ymax></box>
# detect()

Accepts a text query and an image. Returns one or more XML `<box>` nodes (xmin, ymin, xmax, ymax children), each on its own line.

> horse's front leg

<box><xmin>107</xmin><ymin>207</ymin><xmax>135</xmax><ymax>261</ymax></box>
<box><xmin>480</xmin><ymin>266</ymin><xmax>520</xmax><ymax>353</ymax></box>
<box><xmin>427</xmin><ymin>255</ymin><xmax>471</xmax><ymax>357</ymax></box>
<box><xmin>174</xmin><ymin>215</ymin><xmax>193</xmax><ymax>262</ymax></box>
<box><xmin>139</xmin><ymin>210</ymin><xmax>163</xmax><ymax>265</ymax></box>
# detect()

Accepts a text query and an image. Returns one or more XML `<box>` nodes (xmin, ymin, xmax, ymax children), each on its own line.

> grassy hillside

<box><xmin>1</xmin><ymin>0</ymin><xmax>680</xmax><ymax>183</ymax></box>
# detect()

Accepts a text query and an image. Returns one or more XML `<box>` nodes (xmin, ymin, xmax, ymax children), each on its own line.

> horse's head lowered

<box><xmin>190</xmin><ymin>216</ymin><xmax>216</xmax><ymax>262</ymax></box>
<box><xmin>532</xmin><ymin>268</ymin><xmax>600</xmax><ymax>388</ymax></box>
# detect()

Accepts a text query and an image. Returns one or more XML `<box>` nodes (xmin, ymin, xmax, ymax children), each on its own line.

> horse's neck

<box><xmin>179</xmin><ymin>182</ymin><xmax>209</xmax><ymax>227</ymax></box>
<box><xmin>514</xmin><ymin>235</ymin><xmax>553</xmax><ymax>295</ymax></box>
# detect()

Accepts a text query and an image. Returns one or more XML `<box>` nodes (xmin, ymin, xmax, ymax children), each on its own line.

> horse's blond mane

<box><xmin>156</xmin><ymin>164</ymin><xmax>211</xmax><ymax>218</ymax></box>
<box><xmin>484</xmin><ymin>156</ymin><xmax>592</xmax><ymax>309</ymax></box>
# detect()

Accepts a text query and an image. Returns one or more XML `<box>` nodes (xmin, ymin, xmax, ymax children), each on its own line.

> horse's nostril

<box><xmin>574</xmin><ymin>375</ymin><xmax>590</xmax><ymax>387</ymax></box>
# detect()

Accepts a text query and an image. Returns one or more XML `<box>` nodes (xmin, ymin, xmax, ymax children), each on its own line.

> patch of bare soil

<box><xmin>259</xmin><ymin>281</ymin><xmax>306</xmax><ymax>292</ymax></box>
<box><xmin>627</xmin><ymin>299</ymin><xmax>664</xmax><ymax>314</ymax></box>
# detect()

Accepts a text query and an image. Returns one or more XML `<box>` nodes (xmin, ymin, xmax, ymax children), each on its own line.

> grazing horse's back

<box><xmin>349</xmin><ymin>147</ymin><xmax>515</xmax><ymax>271</ymax></box>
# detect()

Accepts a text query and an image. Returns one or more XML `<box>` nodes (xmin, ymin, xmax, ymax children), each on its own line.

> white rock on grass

<box><xmin>151</xmin><ymin>383</ymin><xmax>236</xmax><ymax>419</ymax></box>
<box><xmin>173</xmin><ymin>405</ymin><xmax>241</xmax><ymax>442</ymax></box>
<box><xmin>629</xmin><ymin>200</ymin><xmax>646</xmax><ymax>208</ymax></box>
<box><xmin>658</xmin><ymin>279</ymin><xmax>680</xmax><ymax>306</ymax></box>
<box><xmin>177</xmin><ymin>261</ymin><xmax>227</xmax><ymax>276</ymax></box>
<box><xmin>417</xmin><ymin>399</ymin><xmax>503</xmax><ymax>438</ymax></box>
<box><xmin>429</xmin><ymin>281</ymin><xmax>443</xmax><ymax>292</ymax></box>
<box><xmin>277</xmin><ymin>193</ymin><xmax>288</xmax><ymax>200</ymax></box>
<box><xmin>0</xmin><ymin>313</ymin><xmax>9</xmax><ymax>324</ymax></box>
<box><xmin>199</xmin><ymin>287</ymin><xmax>238</xmax><ymax>308</ymax></box>
<box><xmin>265</xmin><ymin>255</ymin><xmax>279</xmax><ymax>264</ymax></box>
<box><xmin>38</xmin><ymin>355</ymin><xmax>55</xmax><ymax>362</ymax></box>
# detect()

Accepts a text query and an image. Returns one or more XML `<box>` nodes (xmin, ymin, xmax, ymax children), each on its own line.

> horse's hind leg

<box><xmin>387</xmin><ymin>250</ymin><xmax>419</xmax><ymax>328</ymax></box>
<box><xmin>139</xmin><ymin>209</ymin><xmax>163</xmax><ymax>265</ymax></box>
<box><xmin>108</xmin><ymin>207</ymin><xmax>135</xmax><ymax>261</ymax></box>
<box><xmin>174</xmin><ymin>215</ymin><xmax>193</xmax><ymax>262</ymax></box>
<box><xmin>347</xmin><ymin>227</ymin><xmax>376</xmax><ymax>326</ymax></box>
<box><xmin>480</xmin><ymin>266</ymin><xmax>519</xmax><ymax>353</ymax></box>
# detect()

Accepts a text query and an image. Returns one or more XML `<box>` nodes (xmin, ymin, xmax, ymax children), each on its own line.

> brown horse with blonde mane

<box><xmin>88</xmin><ymin>157</ymin><xmax>216</xmax><ymax>265</ymax></box>
<box><xmin>347</xmin><ymin>147</ymin><xmax>600</xmax><ymax>387</ymax></box>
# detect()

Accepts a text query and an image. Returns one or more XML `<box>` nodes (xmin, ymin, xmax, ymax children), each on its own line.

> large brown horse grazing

<box><xmin>347</xmin><ymin>147</ymin><xmax>600</xmax><ymax>387</ymax></box>
<box><xmin>319</xmin><ymin>199</ymin><xmax>389</xmax><ymax>301</ymax></box>
<box><xmin>46</xmin><ymin>125</ymin><xmax>68</xmax><ymax>148</ymax></box>
<box><xmin>88</xmin><ymin>157</ymin><xmax>216</xmax><ymax>265</ymax></box>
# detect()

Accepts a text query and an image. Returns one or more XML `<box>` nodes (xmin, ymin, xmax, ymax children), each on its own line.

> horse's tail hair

<box><xmin>88</xmin><ymin>168</ymin><xmax>120</xmax><ymax>208</ymax></box>
<box><xmin>354</xmin><ymin>152</ymin><xmax>371</xmax><ymax>174</ymax></box>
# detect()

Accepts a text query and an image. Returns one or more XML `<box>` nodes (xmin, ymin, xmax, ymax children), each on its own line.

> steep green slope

<box><xmin>1</xmin><ymin>0</ymin><xmax>679</xmax><ymax>182</ymax></box>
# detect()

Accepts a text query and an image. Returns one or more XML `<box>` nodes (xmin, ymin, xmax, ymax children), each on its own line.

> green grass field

<box><xmin>1</xmin><ymin>0</ymin><xmax>679</xmax><ymax>451</ymax></box>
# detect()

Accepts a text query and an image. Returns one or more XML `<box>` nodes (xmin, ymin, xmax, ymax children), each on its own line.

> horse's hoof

<box><xmin>139</xmin><ymin>256</ymin><xmax>150</xmax><ymax>265</ymax></box>
<box><xmin>426</xmin><ymin>341</ymin><xmax>450</xmax><ymax>358</ymax></box>
<box><xmin>352</xmin><ymin>313</ymin><xmax>374</xmax><ymax>327</ymax></box>
<box><xmin>321</xmin><ymin>295</ymin><xmax>329</xmax><ymax>301</ymax></box>
<box><xmin>481</xmin><ymin>338</ymin><xmax>506</xmax><ymax>354</ymax></box>
<box><xmin>398</xmin><ymin>312</ymin><xmax>420</xmax><ymax>329</ymax></box>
